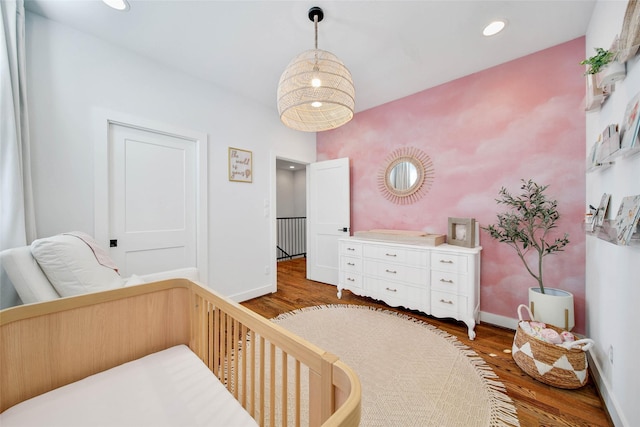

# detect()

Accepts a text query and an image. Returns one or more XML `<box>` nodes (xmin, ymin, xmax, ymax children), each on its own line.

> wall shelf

<box><xmin>586</xmin><ymin>161</ymin><xmax>614</xmax><ymax>173</ymax></box>
<box><xmin>601</xmin><ymin>144</ymin><xmax>640</xmax><ymax>163</ymax></box>
<box><xmin>584</xmin><ymin>219</ymin><xmax>640</xmax><ymax>247</ymax></box>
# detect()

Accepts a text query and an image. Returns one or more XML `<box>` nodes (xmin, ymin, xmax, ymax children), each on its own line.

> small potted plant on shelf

<box><xmin>483</xmin><ymin>179</ymin><xmax>574</xmax><ymax>330</ymax></box>
<box><xmin>581</xmin><ymin>47</ymin><xmax>626</xmax><ymax>89</ymax></box>
<box><xmin>581</xmin><ymin>47</ymin><xmax>615</xmax><ymax>75</ymax></box>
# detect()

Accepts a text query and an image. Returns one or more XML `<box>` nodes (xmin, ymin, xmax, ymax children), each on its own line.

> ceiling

<box><xmin>25</xmin><ymin>0</ymin><xmax>596</xmax><ymax>113</ymax></box>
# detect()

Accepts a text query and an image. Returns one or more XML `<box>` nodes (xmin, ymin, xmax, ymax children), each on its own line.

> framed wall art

<box><xmin>228</xmin><ymin>147</ymin><xmax>252</xmax><ymax>183</ymax></box>
<box><xmin>448</xmin><ymin>217</ymin><xmax>476</xmax><ymax>248</ymax></box>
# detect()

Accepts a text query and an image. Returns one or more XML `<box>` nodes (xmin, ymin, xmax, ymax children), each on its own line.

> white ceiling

<box><xmin>25</xmin><ymin>0</ymin><xmax>596</xmax><ymax>113</ymax></box>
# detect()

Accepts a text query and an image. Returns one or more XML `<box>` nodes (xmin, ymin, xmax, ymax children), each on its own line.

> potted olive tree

<box><xmin>483</xmin><ymin>179</ymin><xmax>574</xmax><ymax>330</ymax></box>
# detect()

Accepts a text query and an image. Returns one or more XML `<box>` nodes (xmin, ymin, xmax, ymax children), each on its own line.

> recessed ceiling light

<box><xmin>483</xmin><ymin>20</ymin><xmax>506</xmax><ymax>37</ymax></box>
<box><xmin>102</xmin><ymin>0</ymin><xmax>130</xmax><ymax>11</ymax></box>
<box><xmin>289</xmin><ymin>166</ymin><xmax>295</xmax><ymax>169</ymax></box>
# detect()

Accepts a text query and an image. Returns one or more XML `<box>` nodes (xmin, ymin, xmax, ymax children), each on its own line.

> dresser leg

<box><xmin>464</xmin><ymin>319</ymin><xmax>476</xmax><ymax>340</ymax></box>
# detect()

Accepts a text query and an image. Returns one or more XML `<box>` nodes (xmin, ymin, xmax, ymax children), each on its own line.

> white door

<box><xmin>108</xmin><ymin>123</ymin><xmax>197</xmax><ymax>276</ymax></box>
<box><xmin>307</xmin><ymin>158</ymin><xmax>350</xmax><ymax>285</ymax></box>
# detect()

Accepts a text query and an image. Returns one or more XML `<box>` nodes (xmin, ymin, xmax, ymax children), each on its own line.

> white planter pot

<box><xmin>528</xmin><ymin>287</ymin><xmax>575</xmax><ymax>331</ymax></box>
<box><xmin>598</xmin><ymin>60</ymin><xmax>626</xmax><ymax>88</ymax></box>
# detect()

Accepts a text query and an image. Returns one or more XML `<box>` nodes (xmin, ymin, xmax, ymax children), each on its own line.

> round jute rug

<box><xmin>273</xmin><ymin>305</ymin><xmax>520</xmax><ymax>427</ymax></box>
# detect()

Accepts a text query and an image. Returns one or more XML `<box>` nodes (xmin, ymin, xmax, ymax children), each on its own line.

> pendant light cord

<box><xmin>313</xmin><ymin>14</ymin><xmax>319</xmax><ymax>68</ymax></box>
<box><xmin>314</xmin><ymin>14</ymin><xmax>318</xmax><ymax>49</ymax></box>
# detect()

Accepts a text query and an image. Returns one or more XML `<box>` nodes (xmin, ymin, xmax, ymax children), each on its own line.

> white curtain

<box><xmin>1</xmin><ymin>0</ymin><xmax>36</xmax><ymax>308</ymax></box>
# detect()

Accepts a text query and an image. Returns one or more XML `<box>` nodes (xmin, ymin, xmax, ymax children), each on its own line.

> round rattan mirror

<box><xmin>378</xmin><ymin>147</ymin><xmax>434</xmax><ymax>204</ymax></box>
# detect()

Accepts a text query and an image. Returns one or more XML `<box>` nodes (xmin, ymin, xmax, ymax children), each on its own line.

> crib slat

<box><xmin>233</xmin><ymin>318</ymin><xmax>240</xmax><ymax>398</ymax></box>
<box><xmin>213</xmin><ymin>307</ymin><xmax>220</xmax><ymax>379</ymax></box>
<box><xmin>295</xmin><ymin>360</ymin><xmax>301</xmax><ymax>427</ymax></box>
<box><xmin>240</xmin><ymin>323</ymin><xmax>248</xmax><ymax>408</ymax></box>
<box><xmin>249</xmin><ymin>330</ymin><xmax>256</xmax><ymax>419</ymax></box>
<box><xmin>207</xmin><ymin>301</ymin><xmax>215</xmax><ymax>372</ymax></box>
<box><xmin>281</xmin><ymin>349</ymin><xmax>288</xmax><ymax>427</ymax></box>
<box><xmin>269</xmin><ymin>342</ymin><xmax>276</xmax><ymax>427</ymax></box>
<box><xmin>259</xmin><ymin>336</ymin><xmax>266</xmax><ymax>427</ymax></box>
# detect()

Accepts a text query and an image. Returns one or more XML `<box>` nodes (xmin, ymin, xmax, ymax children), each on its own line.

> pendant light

<box><xmin>277</xmin><ymin>7</ymin><xmax>355</xmax><ymax>132</ymax></box>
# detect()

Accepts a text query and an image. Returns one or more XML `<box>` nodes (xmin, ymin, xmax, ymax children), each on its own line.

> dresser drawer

<box><xmin>431</xmin><ymin>291</ymin><xmax>467</xmax><ymax>317</ymax></box>
<box><xmin>341</xmin><ymin>256</ymin><xmax>362</xmax><ymax>273</ymax></box>
<box><xmin>363</xmin><ymin>244</ymin><xmax>428</xmax><ymax>267</ymax></box>
<box><xmin>364</xmin><ymin>260</ymin><xmax>428</xmax><ymax>285</ymax></box>
<box><xmin>366</xmin><ymin>278</ymin><xmax>428</xmax><ymax>309</ymax></box>
<box><xmin>340</xmin><ymin>241</ymin><xmax>362</xmax><ymax>257</ymax></box>
<box><xmin>340</xmin><ymin>271</ymin><xmax>363</xmax><ymax>289</ymax></box>
<box><xmin>430</xmin><ymin>270</ymin><xmax>469</xmax><ymax>295</ymax></box>
<box><xmin>430</xmin><ymin>252</ymin><xmax>468</xmax><ymax>273</ymax></box>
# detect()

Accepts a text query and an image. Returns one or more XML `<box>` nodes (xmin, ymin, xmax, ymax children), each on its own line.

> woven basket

<box><xmin>512</xmin><ymin>305</ymin><xmax>594</xmax><ymax>389</ymax></box>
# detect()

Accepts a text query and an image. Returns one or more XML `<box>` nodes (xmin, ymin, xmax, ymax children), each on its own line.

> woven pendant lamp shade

<box><xmin>277</xmin><ymin>7</ymin><xmax>355</xmax><ymax>132</ymax></box>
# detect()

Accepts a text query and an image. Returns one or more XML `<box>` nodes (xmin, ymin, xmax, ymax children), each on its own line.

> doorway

<box><xmin>275</xmin><ymin>158</ymin><xmax>307</xmax><ymax>260</ymax></box>
<box><xmin>274</xmin><ymin>157</ymin><xmax>308</xmax><ymax>289</ymax></box>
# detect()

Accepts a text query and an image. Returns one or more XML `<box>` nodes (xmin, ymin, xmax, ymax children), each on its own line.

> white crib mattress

<box><xmin>0</xmin><ymin>345</ymin><xmax>258</xmax><ymax>427</ymax></box>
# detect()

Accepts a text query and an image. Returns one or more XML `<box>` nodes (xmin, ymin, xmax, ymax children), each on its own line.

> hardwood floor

<box><xmin>241</xmin><ymin>258</ymin><xmax>613</xmax><ymax>427</ymax></box>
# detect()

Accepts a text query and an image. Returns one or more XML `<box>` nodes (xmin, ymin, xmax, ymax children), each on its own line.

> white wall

<box><xmin>293</xmin><ymin>169</ymin><xmax>307</xmax><ymax>216</ymax></box>
<box><xmin>276</xmin><ymin>169</ymin><xmax>306</xmax><ymax>218</ymax></box>
<box><xmin>276</xmin><ymin>169</ymin><xmax>295</xmax><ymax>217</ymax></box>
<box><xmin>25</xmin><ymin>12</ymin><xmax>316</xmax><ymax>301</ymax></box>
<box><xmin>585</xmin><ymin>2</ymin><xmax>640</xmax><ymax>426</ymax></box>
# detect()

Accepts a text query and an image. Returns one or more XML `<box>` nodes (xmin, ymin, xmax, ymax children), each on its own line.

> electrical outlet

<box><xmin>264</xmin><ymin>265</ymin><xmax>270</xmax><ymax>275</ymax></box>
<box><xmin>608</xmin><ymin>345</ymin><xmax>614</xmax><ymax>365</ymax></box>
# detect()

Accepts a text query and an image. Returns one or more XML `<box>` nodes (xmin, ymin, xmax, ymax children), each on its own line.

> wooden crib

<box><xmin>0</xmin><ymin>279</ymin><xmax>361</xmax><ymax>426</ymax></box>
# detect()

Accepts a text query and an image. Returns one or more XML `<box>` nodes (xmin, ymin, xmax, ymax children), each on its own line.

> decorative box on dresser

<box><xmin>338</xmin><ymin>237</ymin><xmax>482</xmax><ymax>339</ymax></box>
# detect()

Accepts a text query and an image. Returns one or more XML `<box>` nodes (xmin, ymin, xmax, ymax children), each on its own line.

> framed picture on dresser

<box><xmin>448</xmin><ymin>217</ymin><xmax>476</xmax><ymax>248</ymax></box>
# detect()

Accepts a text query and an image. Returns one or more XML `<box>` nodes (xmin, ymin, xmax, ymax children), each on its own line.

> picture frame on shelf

<box><xmin>448</xmin><ymin>217</ymin><xmax>475</xmax><ymax>248</ymax></box>
<box><xmin>228</xmin><ymin>147</ymin><xmax>252</xmax><ymax>183</ymax></box>
<box><xmin>587</xmin><ymin>138</ymin><xmax>608</xmax><ymax>171</ymax></box>
<box><xmin>620</xmin><ymin>93</ymin><xmax>640</xmax><ymax>151</ymax></box>
<box><xmin>601</xmin><ymin>124</ymin><xmax>620</xmax><ymax>159</ymax></box>
<box><xmin>614</xmin><ymin>195</ymin><xmax>640</xmax><ymax>246</ymax></box>
<box><xmin>595</xmin><ymin>193</ymin><xmax>611</xmax><ymax>226</ymax></box>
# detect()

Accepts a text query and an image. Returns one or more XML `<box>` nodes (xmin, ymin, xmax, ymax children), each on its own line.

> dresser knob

<box><xmin>440</xmin><ymin>299</ymin><xmax>453</xmax><ymax>305</ymax></box>
<box><xmin>347</xmin><ymin>277</ymin><xmax>355</xmax><ymax>282</ymax></box>
<box><xmin>385</xmin><ymin>253</ymin><xmax>397</xmax><ymax>257</ymax></box>
<box><xmin>439</xmin><ymin>259</ymin><xmax>454</xmax><ymax>264</ymax></box>
<box><xmin>440</xmin><ymin>279</ymin><xmax>454</xmax><ymax>283</ymax></box>
<box><xmin>385</xmin><ymin>269</ymin><xmax>397</xmax><ymax>274</ymax></box>
<box><xmin>385</xmin><ymin>287</ymin><xmax>397</xmax><ymax>292</ymax></box>
<box><xmin>347</xmin><ymin>262</ymin><xmax>355</xmax><ymax>266</ymax></box>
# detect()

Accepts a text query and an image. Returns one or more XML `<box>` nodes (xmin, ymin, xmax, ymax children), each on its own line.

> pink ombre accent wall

<box><xmin>317</xmin><ymin>38</ymin><xmax>586</xmax><ymax>333</ymax></box>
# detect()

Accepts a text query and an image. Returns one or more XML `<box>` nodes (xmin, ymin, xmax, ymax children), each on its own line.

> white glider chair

<box><xmin>0</xmin><ymin>232</ymin><xmax>200</xmax><ymax>305</ymax></box>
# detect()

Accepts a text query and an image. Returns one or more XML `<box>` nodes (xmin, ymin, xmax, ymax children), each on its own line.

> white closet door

<box><xmin>108</xmin><ymin>123</ymin><xmax>197</xmax><ymax>276</ymax></box>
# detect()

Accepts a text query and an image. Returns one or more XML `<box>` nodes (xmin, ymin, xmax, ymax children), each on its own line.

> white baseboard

<box><xmin>479</xmin><ymin>311</ymin><xmax>518</xmax><ymax>330</ymax></box>
<box><xmin>227</xmin><ymin>283</ymin><xmax>275</xmax><ymax>303</ymax></box>
<box><xmin>587</xmin><ymin>352</ymin><xmax>626</xmax><ymax>426</ymax></box>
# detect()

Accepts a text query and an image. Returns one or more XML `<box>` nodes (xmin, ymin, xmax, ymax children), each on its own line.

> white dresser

<box><xmin>338</xmin><ymin>237</ymin><xmax>482</xmax><ymax>339</ymax></box>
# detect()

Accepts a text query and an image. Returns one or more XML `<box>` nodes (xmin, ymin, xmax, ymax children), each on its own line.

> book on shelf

<box><xmin>614</xmin><ymin>195</ymin><xmax>640</xmax><ymax>245</ymax></box>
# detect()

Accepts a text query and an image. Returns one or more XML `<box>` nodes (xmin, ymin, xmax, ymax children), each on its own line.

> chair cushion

<box><xmin>0</xmin><ymin>246</ymin><xmax>61</xmax><ymax>304</ymax></box>
<box><xmin>30</xmin><ymin>234</ymin><xmax>123</xmax><ymax>297</ymax></box>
